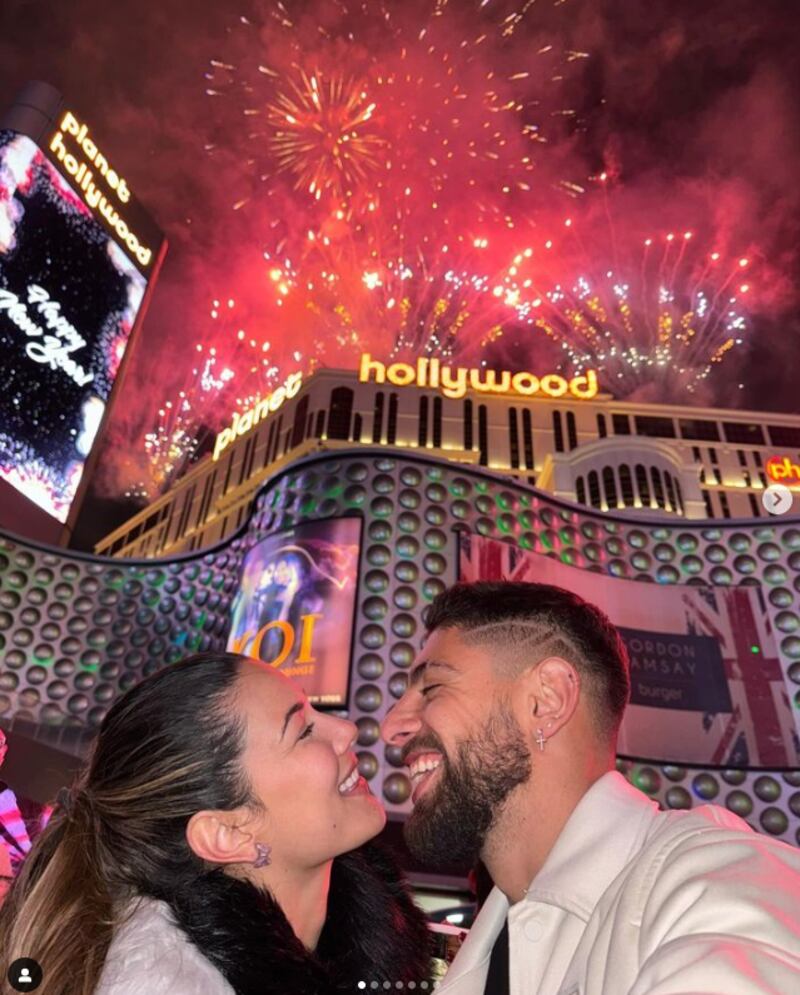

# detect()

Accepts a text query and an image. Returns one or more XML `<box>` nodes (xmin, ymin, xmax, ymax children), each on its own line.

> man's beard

<box><xmin>403</xmin><ymin>701</ymin><xmax>532</xmax><ymax>870</ymax></box>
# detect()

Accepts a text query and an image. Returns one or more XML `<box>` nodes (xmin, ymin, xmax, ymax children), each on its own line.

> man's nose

<box><xmin>381</xmin><ymin>693</ymin><xmax>422</xmax><ymax>748</ymax></box>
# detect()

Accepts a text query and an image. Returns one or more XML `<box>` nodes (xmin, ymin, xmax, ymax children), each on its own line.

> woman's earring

<box><xmin>253</xmin><ymin>842</ymin><xmax>272</xmax><ymax>868</ymax></box>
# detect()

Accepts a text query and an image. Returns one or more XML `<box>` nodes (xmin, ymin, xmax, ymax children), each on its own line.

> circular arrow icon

<box><xmin>762</xmin><ymin>484</ymin><xmax>793</xmax><ymax>516</ymax></box>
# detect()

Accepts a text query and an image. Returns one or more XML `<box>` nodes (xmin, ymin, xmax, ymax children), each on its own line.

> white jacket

<box><xmin>95</xmin><ymin>896</ymin><xmax>233</xmax><ymax>995</ymax></box>
<box><xmin>439</xmin><ymin>771</ymin><xmax>800</xmax><ymax>995</ymax></box>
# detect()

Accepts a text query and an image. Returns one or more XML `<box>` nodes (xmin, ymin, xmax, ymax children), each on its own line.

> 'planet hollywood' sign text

<box><xmin>358</xmin><ymin>352</ymin><xmax>599</xmax><ymax>400</ymax></box>
<box><xmin>213</xmin><ymin>372</ymin><xmax>303</xmax><ymax>461</ymax></box>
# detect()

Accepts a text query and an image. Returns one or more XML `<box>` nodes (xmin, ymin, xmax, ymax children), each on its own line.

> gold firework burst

<box><xmin>266</xmin><ymin>70</ymin><xmax>386</xmax><ymax>199</ymax></box>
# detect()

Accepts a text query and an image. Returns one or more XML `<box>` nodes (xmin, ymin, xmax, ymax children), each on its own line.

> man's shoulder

<box><xmin>619</xmin><ymin>799</ymin><xmax>800</xmax><ymax>903</ymax></box>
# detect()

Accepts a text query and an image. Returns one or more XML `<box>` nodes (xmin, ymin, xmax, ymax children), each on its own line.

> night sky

<box><xmin>1</xmin><ymin>0</ymin><xmax>798</xmax><ymax>548</ymax></box>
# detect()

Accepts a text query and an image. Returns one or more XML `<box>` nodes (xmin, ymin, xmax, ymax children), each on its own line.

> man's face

<box><xmin>382</xmin><ymin>627</ymin><xmax>532</xmax><ymax>869</ymax></box>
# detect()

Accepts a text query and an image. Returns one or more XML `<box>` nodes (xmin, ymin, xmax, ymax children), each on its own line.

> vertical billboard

<box><xmin>460</xmin><ymin>532</ymin><xmax>800</xmax><ymax>768</ymax></box>
<box><xmin>227</xmin><ymin>517</ymin><xmax>362</xmax><ymax>706</ymax></box>
<box><xmin>0</xmin><ymin>91</ymin><xmax>164</xmax><ymax>529</ymax></box>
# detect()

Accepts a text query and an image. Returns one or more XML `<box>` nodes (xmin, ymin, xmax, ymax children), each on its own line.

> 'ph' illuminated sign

<box><xmin>767</xmin><ymin>455</ymin><xmax>800</xmax><ymax>486</ymax></box>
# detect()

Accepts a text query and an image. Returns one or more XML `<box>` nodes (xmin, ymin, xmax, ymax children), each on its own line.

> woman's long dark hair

<box><xmin>0</xmin><ymin>652</ymin><xmax>258</xmax><ymax>995</ymax></box>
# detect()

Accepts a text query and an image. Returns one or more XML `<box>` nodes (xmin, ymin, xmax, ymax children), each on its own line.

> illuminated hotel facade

<box><xmin>96</xmin><ymin>358</ymin><xmax>800</xmax><ymax>558</ymax></box>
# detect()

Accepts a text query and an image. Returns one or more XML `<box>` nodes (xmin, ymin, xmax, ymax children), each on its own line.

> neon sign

<box><xmin>47</xmin><ymin>111</ymin><xmax>156</xmax><ymax>269</ymax></box>
<box><xmin>358</xmin><ymin>352</ymin><xmax>599</xmax><ymax>400</ymax></box>
<box><xmin>213</xmin><ymin>372</ymin><xmax>303</xmax><ymax>461</ymax></box>
<box><xmin>766</xmin><ymin>455</ymin><xmax>800</xmax><ymax>486</ymax></box>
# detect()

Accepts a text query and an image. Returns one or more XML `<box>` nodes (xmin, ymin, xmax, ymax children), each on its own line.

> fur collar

<box><xmin>163</xmin><ymin>843</ymin><xmax>432</xmax><ymax>994</ymax></box>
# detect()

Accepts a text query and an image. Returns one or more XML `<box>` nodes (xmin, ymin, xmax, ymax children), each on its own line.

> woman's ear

<box><xmin>186</xmin><ymin>809</ymin><xmax>255</xmax><ymax>865</ymax></box>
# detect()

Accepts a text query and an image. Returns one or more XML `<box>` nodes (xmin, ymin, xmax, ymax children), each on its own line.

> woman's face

<box><xmin>236</xmin><ymin>662</ymin><xmax>386</xmax><ymax>870</ymax></box>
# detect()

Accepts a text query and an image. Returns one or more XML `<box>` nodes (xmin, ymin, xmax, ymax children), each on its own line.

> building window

<box><xmin>418</xmin><ymin>395</ymin><xmax>429</xmax><ymax>447</ymax></box>
<box><xmin>759</xmin><ymin>470</ymin><xmax>767</xmax><ymax>488</ymax></box>
<box><xmin>576</xmin><ymin>476</ymin><xmax>586</xmax><ymax>505</ymax></box>
<box><xmin>712</xmin><ymin>467</ymin><xmax>722</xmax><ymax>485</ymax></box>
<box><xmin>613</xmin><ymin>413</ymin><xmax>631</xmax><ymax>436</ymax></box>
<box><xmin>723</xmin><ymin>421</ymin><xmax>765</xmax><ymax>445</ymax></box>
<box><xmin>372</xmin><ymin>392</ymin><xmax>385</xmax><ymax>444</ymax></box>
<box><xmin>768</xmin><ymin>425</ymin><xmax>800</xmax><ymax>447</ymax></box>
<box><xmin>619</xmin><ymin>464</ymin><xmax>634</xmax><ymax>506</ymax></box>
<box><xmin>387</xmin><ymin>394</ymin><xmax>398</xmax><ymax>444</ymax></box>
<box><xmin>433</xmin><ymin>396</ymin><xmax>443</xmax><ymax>448</ymax></box>
<box><xmin>635</xmin><ymin>415</ymin><xmax>677</xmax><ymax>439</ymax></box>
<box><xmin>743</xmin><ymin>469</ymin><xmax>752</xmax><ymax>486</ymax></box>
<box><xmin>509</xmin><ymin>408</ymin><xmax>520</xmax><ymax>469</ymax></box>
<box><xmin>651</xmin><ymin>468</ymin><xmax>666</xmax><ymax>508</ymax></box>
<box><xmin>222</xmin><ymin>451</ymin><xmax>235</xmax><ymax>495</ymax></box>
<box><xmin>635</xmin><ymin>464</ymin><xmax>651</xmax><ymax>507</ymax></box>
<box><xmin>708</xmin><ymin>447</ymin><xmax>718</xmax><ymax>464</ymax></box>
<box><xmin>692</xmin><ymin>446</ymin><xmax>701</xmax><ymax>462</ymax></box>
<box><xmin>315</xmin><ymin>409</ymin><xmax>326</xmax><ymax>438</ymax></box>
<box><xmin>463</xmin><ymin>399</ymin><xmax>474</xmax><ymax>450</ymax></box>
<box><xmin>674</xmin><ymin>479</ymin><xmax>684</xmax><ymax>513</ymax></box>
<box><xmin>306</xmin><ymin>411</ymin><xmax>314</xmax><ymax>439</ymax></box>
<box><xmin>602</xmin><ymin>466</ymin><xmax>618</xmax><ymax>509</ymax></box>
<box><xmin>566</xmin><ymin>411</ymin><xmax>578</xmax><ymax>451</ymax></box>
<box><xmin>664</xmin><ymin>472</ymin><xmax>677</xmax><ymax>511</ymax></box>
<box><xmin>522</xmin><ymin>409</ymin><xmax>534</xmax><ymax>469</ymax></box>
<box><xmin>702</xmin><ymin>490</ymin><xmax>713</xmax><ymax>517</ymax></box>
<box><xmin>553</xmin><ymin>411</ymin><xmax>564</xmax><ymax>453</ymax></box>
<box><xmin>291</xmin><ymin>395</ymin><xmax>310</xmax><ymax>448</ymax></box>
<box><xmin>588</xmin><ymin>470</ymin><xmax>601</xmax><ymax>509</ymax></box>
<box><xmin>719</xmin><ymin>492</ymin><xmax>731</xmax><ymax>518</ymax></box>
<box><xmin>737</xmin><ymin>449</ymin><xmax>747</xmax><ymax>466</ymax></box>
<box><xmin>679</xmin><ymin>419</ymin><xmax>720</xmax><ymax>441</ymax></box>
<box><xmin>597</xmin><ymin>413</ymin><xmax>607</xmax><ymax>439</ymax></box>
<box><xmin>272</xmin><ymin>416</ymin><xmax>283</xmax><ymax>461</ymax></box>
<box><xmin>478</xmin><ymin>405</ymin><xmax>488</xmax><ymax>466</ymax></box>
<box><xmin>748</xmin><ymin>493</ymin><xmax>760</xmax><ymax>517</ymax></box>
<box><xmin>327</xmin><ymin>387</ymin><xmax>354</xmax><ymax>440</ymax></box>
<box><xmin>352</xmin><ymin>412</ymin><xmax>363</xmax><ymax>442</ymax></box>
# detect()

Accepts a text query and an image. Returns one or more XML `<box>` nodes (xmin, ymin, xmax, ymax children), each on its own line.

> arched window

<box><xmin>651</xmin><ymin>467</ymin><xmax>666</xmax><ymax>508</ymax></box>
<box><xmin>327</xmin><ymin>387</ymin><xmax>353</xmax><ymax>440</ymax></box>
<box><xmin>522</xmin><ymin>409</ymin><xmax>534</xmax><ymax>469</ymax></box>
<box><xmin>478</xmin><ymin>405</ymin><xmax>488</xmax><ymax>466</ymax></box>
<box><xmin>635</xmin><ymin>464</ymin><xmax>651</xmax><ymax>507</ymax></box>
<box><xmin>508</xmin><ymin>408</ymin><xmax>520</xmax><ymax>468</ymax></box>
<box><xmin>387</xmin><ymin>394</ymin><xmax>398</xmax><ymax>444</ymax></box>
<box><xmin>588</xmin><ymin>470</ymin><xmax>602</xmax><ymax>509</ymax></box>
<box><xmin>566</xmin><ymin>411</ymin><xmax>578</xmax><ymax>451</ymax></box>
<box><xmin>418</xmin><ymin>396</ymin><xmax>429</xmax><ymax>446</ymax></box>
<box><xmin>576</xmin><ymin>476</ymin><xmax>586</xmax><ymax>505</ymax></box>
<box><xmin>372</xmin><ymin>391</ymin><xmax>385</xmax><ymax>443</ymax></box>
<box><xmin>433</xmin><ymin>396</ymin><xmax>443</xmax><ymax>448</ymax></box>
<box><xmin>552</xmin><ymin>411</ymin><xmax>564</xmax><ymax>453</ymax></box>
<box><xmin>664</xmin><ymin>471</ymin><xmax>677</xmax><ymax>512</ymax></box>
<box><xmin>619</xmin><ymin>464</ymin><xmax>634</xmax><ymax>506</ymax></box>
<box><xmin>352</xmin><ymin>412</ymin><xmax>363</xmax><ymax>442</ymax></box>
<box><xmin>602</xmin><ymin>466</ymin><xmax>618</xmax><ymax>509</ymax></box>
<box><xmin>463</xmin><ymin>399</ymin><xmax>474</xmax><ymax>450</ymax></box>
<box><xmin>291</xmin><ymin>395</ymin><xmax>310</xmax><ymax>449</ymax></box>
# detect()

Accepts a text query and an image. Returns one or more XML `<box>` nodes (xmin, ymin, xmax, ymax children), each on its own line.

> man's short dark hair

<box><xmin>424</xmin><ymin>581</ymin><xmax>631</xmax><ymax>740</ymax></box>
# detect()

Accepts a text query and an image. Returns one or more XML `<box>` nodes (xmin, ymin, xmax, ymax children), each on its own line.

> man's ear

<box><xmin>525</xmin><ymin>657</ymin><xmax>581</xmax><ymax>740</ymax></box>
<box><xmin>186</xmin><ymin>809</ymin><xmax>256</xmax><ymax>865</ymax></box>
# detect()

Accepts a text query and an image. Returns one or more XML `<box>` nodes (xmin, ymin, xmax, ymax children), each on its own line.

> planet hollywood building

<box><xmin>2</xmin><ymin>355</ymin><xmax>800</xmax><ymax>849</ymax></box>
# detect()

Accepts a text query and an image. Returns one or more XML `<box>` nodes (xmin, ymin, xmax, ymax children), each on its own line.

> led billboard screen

<box><xmin>227</xmin><ymin>517</ymin><xmax>362</xmax><ymax>706</ymax></box>
<box><xmin>0</xmin><ymin>127</ymin><xmax>154</xmax><ymax>523</ymax></box>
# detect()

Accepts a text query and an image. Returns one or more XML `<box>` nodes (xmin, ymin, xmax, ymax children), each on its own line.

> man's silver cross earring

<box><xmin>535</xmin><ymin>729</ymin><xmax>546</xmax><ymax>752</ymax></box>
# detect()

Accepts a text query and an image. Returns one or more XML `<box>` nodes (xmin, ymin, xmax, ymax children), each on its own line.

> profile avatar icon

<box><xmin>7</xmin><ymin>958</ymin><xmax>43</xmax><ymax>992</ymax></box>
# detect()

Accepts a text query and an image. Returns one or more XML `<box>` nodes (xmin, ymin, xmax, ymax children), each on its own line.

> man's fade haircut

<box><xmin>423</xmin><ymin>581</ymin><xmax>631</xmax><ymax>740</ymax></box>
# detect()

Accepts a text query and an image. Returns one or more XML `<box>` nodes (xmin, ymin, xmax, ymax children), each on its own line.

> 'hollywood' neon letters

<box><xmin>358</xmin><ymin>353</ymin><xmax>599</xmax><ymax>400</ymax></box>
<box><xmin>48</xmin><ymin>111</ymin><xmax>153</xmax><ymax>268</ymax></box>
<box><xmin>213</xmin><ymin>372</ymin><xmax>303</xmax><ymax>461</ymax></box>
